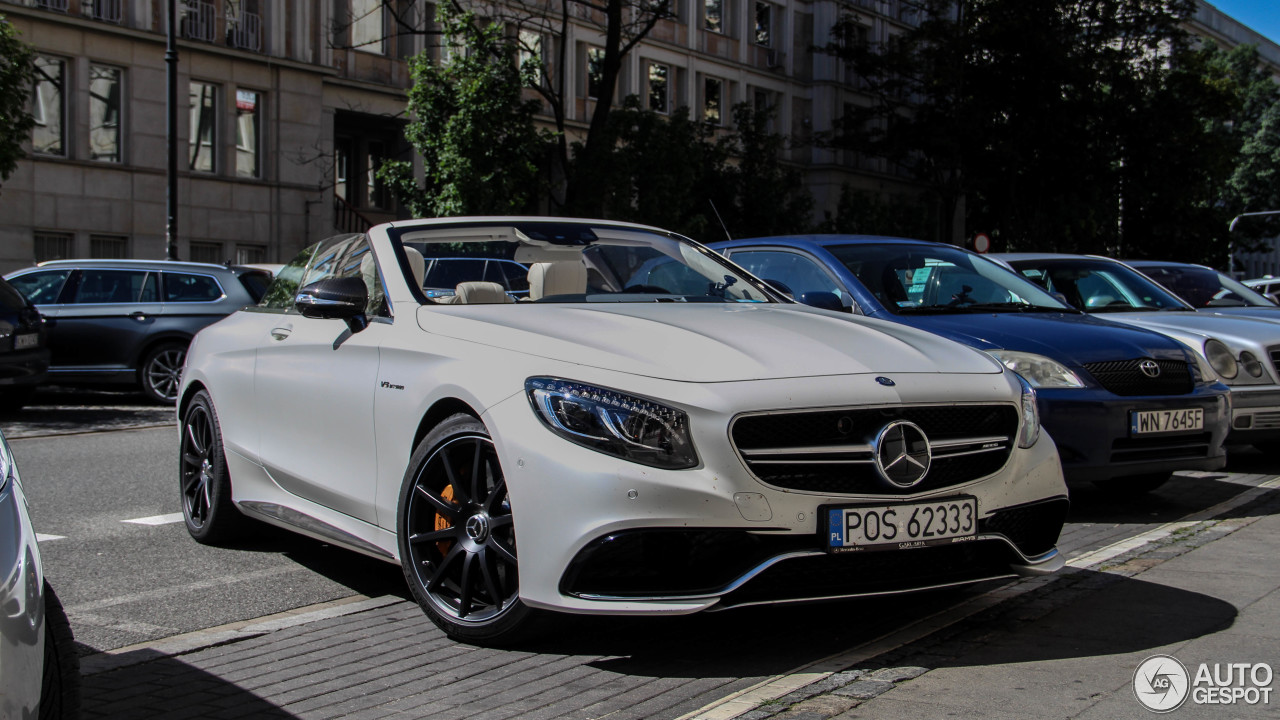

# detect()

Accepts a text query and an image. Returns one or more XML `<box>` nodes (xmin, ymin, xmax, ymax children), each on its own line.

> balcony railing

<box><xmin>181</xmin><ymin>0</ymin><xmax>216</xmax><ymax>43</ymax></box>
<box><xmin>226</xmin><ymin>10</ymin><xmax>262</xmax><ymax>52</ymax></box>
<box><xmin>83</xmin><ymin>0</ymin><xmax>123</xmax><ymax>23</ymax></box>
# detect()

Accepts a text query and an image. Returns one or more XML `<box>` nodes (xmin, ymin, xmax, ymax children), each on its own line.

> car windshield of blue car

<box><xmin>826</xmin><ymin>244</ymin><xmax>1070</xmax><ymax>315</ymax></box>
<box><xmin>1009</xmin><ymin>260</ymin><xmax>1194</xmax><ymax>313</ymax></box>
<box><xmin>396</xmin><ymin>223</ymin><xmax>775</xmax><ymax>304</ymax></box>
<box><xmin>1137</xmin><ymin>265</ymin><xmax>1279</xmax><ymax>309</ymax></box>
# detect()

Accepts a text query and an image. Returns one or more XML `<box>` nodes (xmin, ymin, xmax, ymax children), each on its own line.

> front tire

<box><xmin>180</xmin><ymin>389</ymin><xmax>247</xmax><ymax>544</ymax></box>
<box><xmin>140</xmin><ymin>342</ymin><xmax>187</xmax><ymax>404</ymax></box>
<box><xmin>39</xmin><ymin>581</ymin><xmax>80</xmax><ymax>720</ymax></box>
<box><xmin>397</xmin><ymin>414</ymin><xmax>535</xmax><ymax>644</ymax></box>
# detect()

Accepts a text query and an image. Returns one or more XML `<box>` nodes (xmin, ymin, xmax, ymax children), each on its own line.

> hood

<box><xmin>417</xmin><ymin>303</ymin><xmax>1002</xmax><ymax>383</ymax></box>
<box><xmin>1106</xmin><ymin>311</ymin><xmax>1280</xmax><ymax>350</ymax></box>
<box><xmin>887</xmin><ymin>312</ymin><xmax>1188</xmax><ymax>367</ymax></box>
<box><xmin>1199</xmin><ymin>307</ymin><xmax>1280</xmax><ymax>325</ymax></box>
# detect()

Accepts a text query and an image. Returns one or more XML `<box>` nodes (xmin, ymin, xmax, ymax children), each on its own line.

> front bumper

<box><xmin>483</xmin><ymin>372</ymin><xmax>1068</xmax><ymax>616</ymax></box>
<box><xmin>1037</xmin><ymin>385</ymin><xmax>1229</xmax><ymax>484</ymax></box>
<box><xmin>1225</xmin><ymin>385</ymin><xmax>1280</xmax><ymax>444</ymax></box>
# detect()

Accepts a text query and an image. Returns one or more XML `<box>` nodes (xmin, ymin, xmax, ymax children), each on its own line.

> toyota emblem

<box><xmin>1138</xmin><ymin>360</ymin><xmax>1162</xmax><ymax>378</ymax></box>
<box><xmin>871</xmin><ymin>421</ymin><xmax>932</xmax><ymax>489</ymax></box>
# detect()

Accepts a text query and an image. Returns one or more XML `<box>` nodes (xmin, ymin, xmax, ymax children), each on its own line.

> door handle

<box><xmin>130</xmin><ymin>311</ymin><xmax>148</xmax><ymax>322</ymax></box>
<box><xmin>270</xmin><ymin>327</ymin><xmax>292</xmax><ymax>341</ymax></box>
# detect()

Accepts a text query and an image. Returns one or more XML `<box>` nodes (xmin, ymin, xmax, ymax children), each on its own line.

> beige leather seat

<box><xmin>528</xmin><ymin>261</ymin><xmax>588</xmax><ymax>301</ymax></box>
<box><xmin>403</xmin><ymin>246</ymin><xmax>425</xmax><ymax>288</ymax></box>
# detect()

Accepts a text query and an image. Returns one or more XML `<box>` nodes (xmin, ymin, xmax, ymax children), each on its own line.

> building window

<box><xmin>236</xmin><ymin>245</ymin><xmax>266</xmax><ymax>264</ymax></box>
<box><xmin>648</xmin><ymin>63</ymin><xmax>670</xmax><ymax>114</ymax></box>
<box><xmin>89</xmin><ymin>64</ymin><xmax>122</xmax><ymax>163</ymax></box>
<box><xmin>705</xmin><ymin>0</ymin><xmax>722</xmax><ymax>33</ymax></box>
<box><xmin>235</xmin><ymin>89</ymin><xmax>261</xmax><ymax>178</ymax></box>
<box><xmin>226</xmin><ymin>0</ymin><xmax>263</xmax><ymax>52</ymax></box>
<box><xmin>34</xmin><ymin>231</ymin><xmax>73</xmax><ymax>263</ymax></box>
<box><xmin>181</xmin><ymin>0</ymin><xmax>217</xmax><ymax>42</ymax></box>
<box><xmin>351</xmin><ymin>0</ymin><xmax>386</xmax><ymax>54</ymax></box>
<box><xmin>189</xmin><ymin>241</ymin><xmax>223</xmax><ymax>264</ymax></box>
<box><xmin>755</xmin><ymin>3</ymin><xmax>772</xmax><ymax>46</ymax></box>
<box><xmin>518</xmin><ymin>30</ymin><xmax>542</xmax><ymax>86</ymax></box>
<box><xmin>32</xmin><ymin>56</ymin><xmax>65</xmax><ymax>156</ymax></box>
<box><xmin>334</xmin><ymin>137</ymin><xmax>352</xmax><ymax>202</ymax></box>
<box><xmin>704</xmin><ymin>76</ymin><xmax>723</xmax><ymax>125</ymax></box>
<box><xmin>90</xmin><ymin>234</ymin><xmax>129</xmax><ymax>258</ymax></box>
<box><xmin>83</xmin><ymin>0</ymin><xmax>124</xmax><ymax>23</ymax></box>
<box><xmin>586</xmin><ymin>47</ymin><xmax>605</xmax><ymax>99</ymax></box>
<box><xmin>189</xmin><ymin>81</ymin><xmax>218</xmax><ymax>173</ymax></box>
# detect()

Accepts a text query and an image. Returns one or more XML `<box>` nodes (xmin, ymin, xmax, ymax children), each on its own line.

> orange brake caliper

<box><xmin>435</xmin><ymin>485</ymin><xmax>455</xmax><ymax>555</ymax></box>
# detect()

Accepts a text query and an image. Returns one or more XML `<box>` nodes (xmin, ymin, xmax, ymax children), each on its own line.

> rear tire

<box><xmin>140</xmin><ymin>341</ymin><xmax>187</xmax><ymax>404</ymax></box>
<box><xmin>397</xmin><ymin>413</ymin><xmax>541</xmax><ymax>645</ymax></box>
<box><xmin>39</xmin><ymin>581</ymin><xmax>80</xmax><ymax>720</ymax></box>
<box><xmin>180</xmin><ymin>390</ymin><xmax>248</xmax><ymax>544</ymax></box>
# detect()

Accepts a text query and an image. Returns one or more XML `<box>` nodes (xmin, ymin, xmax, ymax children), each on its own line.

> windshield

<box><xmin>395</xmin><ymin>222</ymin><xmax>775</xmax><ymax>304</ymax></box>
<box><xmin>1009</xmin><ymin>259</ymin><xmax>1191</xmax><ymax>313</ymax></box>
<box><xmin>826</xmin><ymin>243</ymin><xmax>1069</xmax><ymax>314</ymax></box>
<box><xmin>1137</xmin><ymin>265</ymin><xmax>1279</xmax><ymax>309</ymax></box>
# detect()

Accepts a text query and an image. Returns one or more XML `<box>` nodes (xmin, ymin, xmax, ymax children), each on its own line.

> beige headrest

<box><xmin>528</xmin><ymin>261</ymin><xmax>587</xmax><ymax>301</ymax></box>
<box><xmin>403</xmin><ymin>246</ymin><xmax>425</xmax><ymax>289</ymax></box>
<box><xmin>454</xmin><ymin>281</ymin><xmax>514</xmax><ymax>304</ymax></box>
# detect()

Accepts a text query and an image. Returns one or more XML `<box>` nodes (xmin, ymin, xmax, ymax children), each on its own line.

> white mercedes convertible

<box><xmin>178</xmin><ymin>217</ymin><xmax>1068</xmax><ymax>643</ymax></box>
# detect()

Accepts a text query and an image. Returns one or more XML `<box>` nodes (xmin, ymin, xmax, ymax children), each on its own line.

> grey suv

<box><xmin>4</xmin><ymin>259</ymin><xmax>271</xmax><ymax>403</ymax></box>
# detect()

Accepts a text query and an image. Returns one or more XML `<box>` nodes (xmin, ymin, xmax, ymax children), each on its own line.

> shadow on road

<box><xmin>82</xmin><ymin>654</ymin><xmax>298</xmax><ymax>719</ymax></box>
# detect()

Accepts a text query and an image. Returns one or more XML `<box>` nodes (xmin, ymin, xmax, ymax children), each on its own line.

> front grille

<box><xmin>1270</xmin><ymin>346</ymin><xmax>1280</xmax><ymax>378</ymax></box>
<box><xmin>1111</xmin><ymin>432</ymin><xmax>1213</xmax><ymax>463</ymax></box>
<box><xmin>978</xmin><ymin>497</ymin><xmax>1069</xmax><ymax>557</ymax></box>
<box><xmin>731</xmin><ymin>405</ymin><xmax>1019</xmax><ymax>495</ymax></box>
<box><xmin>1249</xmin><ymin>411</ymin><xmax>1280</xmax><ymax>431</ymax></box>
<box><xmin>1083</xmin><ymin>358</ymin><xmax>1193</xmax><ymax>396</ymax></box>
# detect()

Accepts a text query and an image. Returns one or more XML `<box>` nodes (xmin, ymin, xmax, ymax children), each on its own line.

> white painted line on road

<box><xmin>121</xmin><ymin>512</ymin><xmax>185</xmax><ymax>526</ymax></box>
<box><xmin>676</xmin><ymin>474</ymin><xmax>1280</xmax><ymax>720</ymax></box>
<box><xmin>35</xmin><ymin>533</ymin><xmax>65</xmax><ymax>542</ymax></box>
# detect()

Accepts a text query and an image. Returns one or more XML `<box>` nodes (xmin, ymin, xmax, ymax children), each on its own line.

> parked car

<box><xmin>1243</xmin><ymin>276</ymin><xmax>1280</xmax><ymax>304</ymax></box>
<box><xmin>710</xmin><ymin>236</ymin><xmax>1230</xmax><ymax>494</ymax></box>
<box><xmin>1125</xmin><ymin>260</ymin><xmax>1280</xmax><ymax>319</ymax></box>
<box><xmin>419</xmin><ymin>257</ymin><xmax>530</xmax><ymax>299</ymax></box>
<box><xmin>4</xmin><ymin>259</ymin><xmax>273</xmax><ymax>403</ymax></box>
<box><xmin>178</xmin><ymin>217</ymin><xmax>1067</xmax><ymax>644</ymax></box>
<box><xmin>0</xmin><ymin>428</ymin><xmax>79</xmax><ymax>719</ymax></box>
<box><xmin>0</xmin><ymin>277</ymin><xmax>50</xmax><ymax>411</ymax></box>
<box><xmin>998</xmin><ymin>253</ymin><xmax>1280</xmax><ymax>452</ymax></box>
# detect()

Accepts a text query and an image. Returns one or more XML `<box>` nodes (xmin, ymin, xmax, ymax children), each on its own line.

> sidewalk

<box><xmin>726</xmin><ymin>484</ymin><xmax>1280</xmax><ymax>720</ymax></box>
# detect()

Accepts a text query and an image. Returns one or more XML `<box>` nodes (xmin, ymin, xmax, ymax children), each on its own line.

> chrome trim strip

<box><xmin>740</xmin><ymin>444</ymin><xmax>873</xmax><ymax>456</ymax></box>
<box><xmin>930</xmin><ymin>445</ymin><xmax>1011</xmax><ymax>460</ymax></box>
<box><xmin>707</xmin><ymin>574</ymin><xmax>1020</xmax><ymax>611</ymax></box>
<box><xmin>930</xmin><ymin>435</ymin><xmax>1009</xmax><ymax>449</ymax></box>
<box><xmin>237</xmin><ymin>500</ymin><xmax>394</xmax><ymax>560</ymax></box>
<box><xmin>747</xmin><ymin>459</ymin><xmax>875</xmax><ymax>465</ymax></box>
<box><xmin>573</xmin><ymin>550</ymin><xmax>825</xmax><ymax>602</ymax></box>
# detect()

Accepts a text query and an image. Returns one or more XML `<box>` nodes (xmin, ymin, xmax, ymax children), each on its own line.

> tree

<box><xmin>0</xmin><ymin>14</ymin><xmax>35</xmax><ymax>187</ymax></box>
<box><xmin>821</xmin><ymin>0</ymin><xmax>1200</xmax><ymax>253</ymax></box>
<box><xmin>379</xmin><ymin>5</ymin><xmax>550</xmax><ymax>217</ymax></box>
<box><xmin>723</xmin><ymin>103</ymin><xmax>813</xmax><ymax>238</ymax></box>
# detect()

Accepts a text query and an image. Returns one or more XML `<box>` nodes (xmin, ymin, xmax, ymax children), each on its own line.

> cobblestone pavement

<box><xmin>73</xmin><ymin>461</ymin><xmax>1280</xmax><ymax>720</ymax></box>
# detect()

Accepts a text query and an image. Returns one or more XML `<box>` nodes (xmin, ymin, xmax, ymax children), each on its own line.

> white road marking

<box><xmin>121</xmin><ymin>512</ymin><xmax>185</xmax><ymax>526</ymax></box>
<box><xmin>676</xmin><ymin>474</ymin><xmax>1280</xmax><ymax>720</ymax></box>
<box><xmin>35</xmin><ymin>533</ymin><xmax>65</xmax><ymax>542</ymax></box>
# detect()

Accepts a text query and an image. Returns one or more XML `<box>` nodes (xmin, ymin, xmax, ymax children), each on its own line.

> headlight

<box><xmin>987</xmin><ymin>350</ymin><xmax>1085</xmax><ymax>389</ymax></box>
<box><xmin>526</xmin><ymin>378</ymin><xmax>698</xmax><ymax>469</ymax></box>
<box><xmin>1240</xmin><ymin>351</ymin><xmax>1265</xmax><ymax>379</ymax></box>
<box><xmin>1204</xmin><ymin>339</ymin><xmax>1238</xmax><ymax>380</ymax></box>
<box><xmin>1015</xmin><ymin>373</ymin><xmax>1040</xmax><ymax>448</ymax></box>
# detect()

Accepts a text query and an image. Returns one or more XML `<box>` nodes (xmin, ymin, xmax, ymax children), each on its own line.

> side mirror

<box><xmin>799</xmin><ymin>290</ymin><xmax>847</xmax><ymax>313</ymax></box>
<box><xmin>296</xmin><ymin>277</ymin><xmax>369</xmax><ymax>333</ymax></box>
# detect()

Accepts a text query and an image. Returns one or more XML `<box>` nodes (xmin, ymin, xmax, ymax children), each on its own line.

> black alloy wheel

<box><xmin>180</xmin><ymin>390</ymin><xmax>246</xmax><ymax>544</ymax></box>
<box><xmin>399</xmin><ymin>414</ymin><xmax>532</xmax><ymax>643</ymax></box>
<box><xmin>141</xmin><ymin>342</ymin><xmax>187</xmax><ymax>404</ymax></box>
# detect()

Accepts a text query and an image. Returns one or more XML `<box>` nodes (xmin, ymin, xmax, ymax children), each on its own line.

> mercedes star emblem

<box><xmin>872</xmin><ymin>421</ymin><xmax>932</xmax><ymax>488</ymax></box>
<box><xmin>1138</xmin><ymin>360</ymin><xmax>1162</xmax><ymax>378</ymax></box>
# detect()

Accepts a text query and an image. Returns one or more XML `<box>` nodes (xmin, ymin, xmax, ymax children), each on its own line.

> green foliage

<box><xmin>380</xmin><ymin>6</ymin><xmax>551</xmax><ymax>217</ymax></box>
<box><xmin>723</xmin><ymin>103</ymin><xmax>813</xmax><ymax>238</ymax></box>
<box><xmin>817</xmin><ymin>185</ymin><xmax>936</xmax><ymax>240</ymax></box>
<box><xmin>0</xmin><ymin>15</ymin><xmax>35</xmax><ymax>184</ymax></box>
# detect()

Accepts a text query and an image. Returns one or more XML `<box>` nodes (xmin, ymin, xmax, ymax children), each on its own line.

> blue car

<box><xmin>711</xmin><ymin>235</ymin><xmax>1230</xmax><ymax>494</ymax></box>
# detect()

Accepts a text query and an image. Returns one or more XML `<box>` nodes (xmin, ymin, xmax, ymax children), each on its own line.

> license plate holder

<box><xmin>13</xmin><ymin>333</ymin><xmax>37</xmax><ymax>350</ymax></box>
<box><xmin>824</xmin><ymin>496</ymin><xmax>978</xmax><ymax>553</ymax></box>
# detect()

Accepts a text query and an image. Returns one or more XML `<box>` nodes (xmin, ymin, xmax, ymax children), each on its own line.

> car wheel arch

<box><xmin>178</xmin><ymin>381</ymin><xmax>208</xmax><ymax>421</ymax></box>
<box><xmin>412</xmin><ymin>397</ymin><xmax>481</xmax><ymax>460</ymax></box>
<box><xmin>134</xmin><ymin>333</ymin><xmax>193</xmax><ymax>368</ymax></box>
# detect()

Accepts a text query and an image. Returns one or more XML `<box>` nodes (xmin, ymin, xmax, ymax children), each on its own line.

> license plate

<box><xmin>13</xmin><ymin>333</ymin><xmax>37</xmax><ymax>350</ymax></box>
<box><xmin>825</xmin><ymin>497</ymin><xmax>977</xmax><ymax>553</ymax></box>
<box><xmin>1130</xmin><ymin>408</ymin><xmax>1203</xmax><ymax>435</ymax></box>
